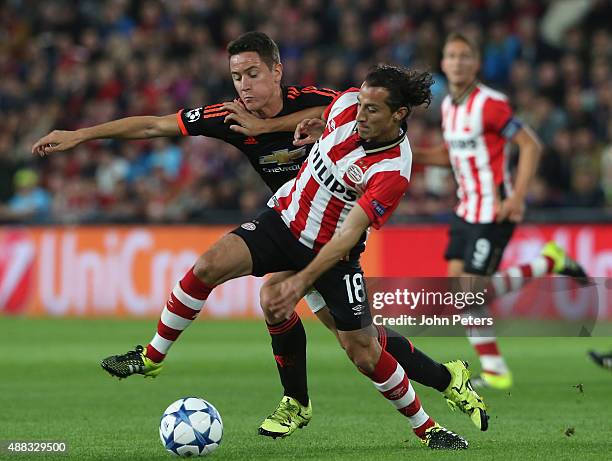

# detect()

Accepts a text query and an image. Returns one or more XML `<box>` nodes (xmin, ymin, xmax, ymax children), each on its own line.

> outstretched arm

<box><xmin>32</xmin><ymin>113</ymin><xmax>180</xmax><ymax>156</ymax></box>
<box><xmin>221</xmin><ymin>101</ymin><xmax>326</xmax><ymax>137</ymax></box>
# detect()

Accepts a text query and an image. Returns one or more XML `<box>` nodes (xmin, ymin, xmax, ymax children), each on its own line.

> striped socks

<box><xmin>366</xmin><ymin>348</ymin><xmax>435</xmax><ymax>439</ymax></box>
<box><xmin>146</xmin><ymin>267</ymin><xmax>214</xmax><ymax>363</ymax></box>
<box><xmin>467</xmin><ymin>256</ymin><xmax>555</xmax><ymax>375</ymax></box>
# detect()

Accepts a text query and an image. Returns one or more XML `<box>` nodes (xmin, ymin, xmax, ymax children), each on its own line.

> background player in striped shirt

<box><xmin>32</xmin><ymin>33</ymin><xmax>484</xmax><ymax>439</ymax></box>
<box><xmin>413</xmin><ymin>33</ymin><xmax>587</xmax><ymax>390</ymax></box>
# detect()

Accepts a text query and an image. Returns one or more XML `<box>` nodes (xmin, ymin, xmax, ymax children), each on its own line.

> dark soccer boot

<box><xmin>422</xmin><ymin>424</ymin><xmax>469</xmax><ymax>449</ymax></box>
<box><xmin>101</xmin><ymin>345</ymin><xmax>163</xmax><ymax>378</ymax></box>
<box><xmin>588</xmin><ymin>350</ymin><xmax>612</xmax><ymax>371</ymax></box>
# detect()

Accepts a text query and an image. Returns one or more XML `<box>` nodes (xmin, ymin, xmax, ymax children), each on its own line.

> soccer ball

<box><xmin>159</xmin><ymin>397</ymin><xmax>223</xmax><ymax>457</ymax></box>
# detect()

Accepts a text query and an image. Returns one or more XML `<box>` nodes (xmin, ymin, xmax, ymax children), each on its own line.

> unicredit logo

<box><xmin>0</xmin><ymin>230</ymin><xmax>35</xmax><ymax>314</ymax></box>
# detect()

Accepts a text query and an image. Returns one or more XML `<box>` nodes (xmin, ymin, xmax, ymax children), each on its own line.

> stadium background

<box><xmin>1</xmin><ymin>0</ymin><xmax>611</xmax><ymax>317</ymax></box>
<box><xmin>1</xmin><ymin>1</ymin><xmax>611</xmax><ymax>460</ymax></box>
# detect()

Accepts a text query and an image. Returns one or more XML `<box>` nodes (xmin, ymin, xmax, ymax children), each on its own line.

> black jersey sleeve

<box><xmin>176</xmin><ymin>103</ymin><xmax>231</xmax><ymax>138</ymax></box>
<box><xmin>285</xmin><ymin>86</ymin><xmax>339</xmax><ymax>112</ymax></box>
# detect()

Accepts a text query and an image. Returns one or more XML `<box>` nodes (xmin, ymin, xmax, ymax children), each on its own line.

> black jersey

<box><xmin>177</xmin><ymin>85</ymin><xmax>338</xmax><ymax>192</ymax></box>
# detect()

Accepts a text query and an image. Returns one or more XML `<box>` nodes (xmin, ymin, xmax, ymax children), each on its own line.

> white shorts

<box><xmin>304</xmin><ymin>289</ymin><xmax>326</xmax><ymax>314</ymax></box>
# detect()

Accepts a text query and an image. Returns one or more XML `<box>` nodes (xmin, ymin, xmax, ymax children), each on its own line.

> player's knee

<box><xmin>258</xmin><ymin>286</ymin><xmax>282</xmax><ymax>324</ymax></box>
<box><xmin>193</xmin><ymin>253</ymin><xmax>222</xmax><ymax>286</ymax></box>
<box><xmin>259</xmin><ymin>287</ymin><xmax>273</xmax><ymax>314</ymax></box>
<box><xmin>447</xmin><ymin>260</ymin><xmax>464</xmax><ymax>277</ymax></box>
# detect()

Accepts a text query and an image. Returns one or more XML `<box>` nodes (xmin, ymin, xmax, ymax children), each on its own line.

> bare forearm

<box><xmin>32</xmin><ymin>113</ymin><xmax>180</xmax><ymax>155</ymax></box>
<box><xmin>269</xmin><ymin>207</ymin><xmax>371</xmax><ymax>314</ymax></box>
<box><xmin>412</xmin><ymin>144</ymin><xmax>451</xmax><ymax>166</ymax></box>
<box><xmin>512</xmin><ymin>127</ymin><xmax>542</xmax><ymax>198</ymax></box>
<box><xmin>512</xmin><ymin>144</ymin><xmax>540</xmax><ymax>198</ymax></box>
<box><xmin>300</xmin><ymin>206</ymin><xmax>371</xmax><ymax>286</ymax></box>
<box><xmin>300</xmin><ymin>231</ymin><xmax>361</xmax><ymax>287</ymax></box>
<box><xmin>77</xmin><ymin>115</ymin><xmax>179</xmax><ymax>142</ymax></box>
<box><xmin>263</xmin><ymin>107</ymin><xmax>326</xmax><ymax>133</ymax></box>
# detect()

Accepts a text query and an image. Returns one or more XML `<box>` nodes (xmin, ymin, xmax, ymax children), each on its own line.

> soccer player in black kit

<box><xmin>33</xmin><ymin>32</ymin><xmax>487</xmax><ymax>441</ymax></box>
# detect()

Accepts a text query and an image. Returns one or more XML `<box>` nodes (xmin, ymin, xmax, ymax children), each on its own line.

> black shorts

<box><xmin>444</xmin><ymin>214</ymin><xmax>515</xmax><ymax>275</ymax></box>
<box><xmin>232</xmin><ymin>208</ymin><xmax>372</xmax><ymax>331</ymax></box>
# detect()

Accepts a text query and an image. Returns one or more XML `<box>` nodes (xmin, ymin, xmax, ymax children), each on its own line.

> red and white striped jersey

<box><xmin>442</xmin><ymin>83</ymin><xmax>522</xmax><ymax>223</ymax></box>
<box><xmin>268</xmin><ymin>88</ymin><xmax>412</xmax><ymax>251</ymax></box>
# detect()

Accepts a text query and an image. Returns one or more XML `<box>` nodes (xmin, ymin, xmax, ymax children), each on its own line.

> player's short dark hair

<box><xmin>227</xmin><ymin>31</ymin><xmax>281</xmax><ymax>70</ymax></box>
<box><xmin>364</xmin><ymin>64</ymin><xmax>433</xmax><ymax>119</ymax></box>
<box><xmin>444</xmin><ymin>32</ymin><xmax>480</xmax><ymax>58</ymax></box>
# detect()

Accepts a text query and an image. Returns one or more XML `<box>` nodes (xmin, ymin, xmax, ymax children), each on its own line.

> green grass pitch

<box><xmin>0</xmin><ymin>317</ymin><xmax>610</xmax><ymax>460</ymax></box>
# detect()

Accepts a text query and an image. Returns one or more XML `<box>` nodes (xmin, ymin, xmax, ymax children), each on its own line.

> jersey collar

<box><xmin>451</xmin><ymin>79</ymin><xmax>479</xmax><ymax>105</ymax></box>
<box><xmin>356</xmin><ymin>123</ymin><xmax>407</xmax><ymax>155</ymax></box>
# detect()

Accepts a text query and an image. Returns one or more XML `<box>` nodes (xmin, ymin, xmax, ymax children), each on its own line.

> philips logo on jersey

<box><xmin>310</xmin><ymin>148</ymin><xmax>358</xmax><ymax>202</ymax></box>
<box><xmin>448</xmin><ymin>138</ymin><xmax>478</xmax><ymax>150</ymax></box>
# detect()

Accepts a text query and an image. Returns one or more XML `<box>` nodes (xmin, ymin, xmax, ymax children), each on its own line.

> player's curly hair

<box><xmin>364</xmin><ymin>65</ymin><xmax>433</xmax><ymax>119</ymax></box>
<box><xmin>227</xmin><ymin>31</ymin><xmax>281</xmax><ymax>70</ymax></box>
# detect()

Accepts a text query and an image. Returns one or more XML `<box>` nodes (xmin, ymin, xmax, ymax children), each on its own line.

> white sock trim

<box><xmin>531</xmin><ymin>257</ymin><xmax>549</xmax><ymax>277</ymax></box>
<box><xmin>373</xmin><ymin>362</ymin><xmax>404</xmax><ymax>392</ymax></box>
<box><xmin>172</xmin><ymin>282</ymin><xmax>206</xmax><ymax>311</ymax></box>
<box><xmin>467</xmin><ymin>334</ymin><xmax>497</xmax><ymax>344</ymax></box>
<box><xmin>409</xmin><ymin>407</ymin><xmax>430</xmax><ymax>429</ymax></box>
<box><xmin>150</xmin><ymin>333</ymin><xmax>173</xmax><ymax>355</ymax></box>
<box><xmin>490</xmin><ymin>274</ymin><xmax>507</xmax><ymax>295</ymax></box>
<box><xmin>389</xmin><ymin>381</ymin><xmax>416</xmax><ymax>409</ymax></box>
<box><xmin>161</xmin><ymin>306</ymin><xmax>192</xmax><ymax>330</ymax></box>
<box><xmin>506</xmin><ymin>267</ymin><xmax>524</xmax><ymax>291</ymax></box>
<box><xmin>480</xmin><ymin>354</ymin><xmax>509</xmax><ymax>374</ymax></box>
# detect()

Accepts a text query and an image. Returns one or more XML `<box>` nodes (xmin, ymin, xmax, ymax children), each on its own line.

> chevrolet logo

<box><xmin>259</xmin><ymin>147</ymin><xmax>306</xmax><ymax>165</ymax></box>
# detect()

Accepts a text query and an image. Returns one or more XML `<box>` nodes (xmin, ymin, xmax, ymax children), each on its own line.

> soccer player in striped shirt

<box><xmin>413</xmin><ymin>33</ymin><xmax>588</xmax><ymax>389</ymax></box>
<box><xmin>33</xmin><ymin>33</ymin><xmax>485</xmax><ymax>439</ymax></box>
<box><xmin>258</xmin><ymin>65</ymin><xmax>473</xmax><ymax>449</ymax></box>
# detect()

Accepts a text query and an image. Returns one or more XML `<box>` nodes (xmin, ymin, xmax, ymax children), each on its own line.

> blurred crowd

<box><xmin>1</xmin><ymin>0</ymin><xmax>611</xmax><ymax>224</ymax></box>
